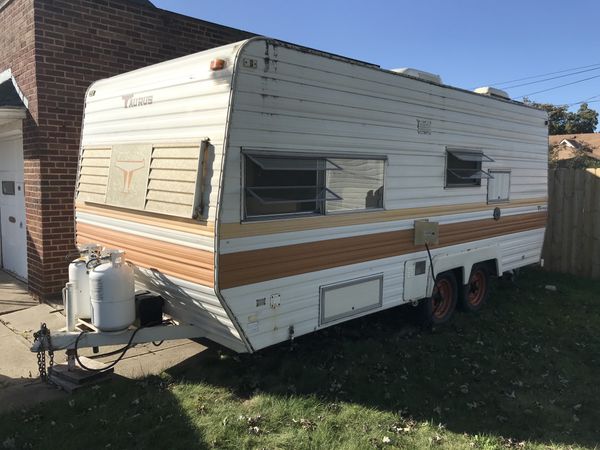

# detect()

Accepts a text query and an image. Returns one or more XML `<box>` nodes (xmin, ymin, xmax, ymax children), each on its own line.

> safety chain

<box><xmin>33</xmin><ymin>323</ymin><xmax>54</xmax><ymax>382</ymax></box>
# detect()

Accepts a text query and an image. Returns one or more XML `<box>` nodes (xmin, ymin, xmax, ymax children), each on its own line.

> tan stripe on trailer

<box><xmin>218</xmin><ymin>211</ymin><xmax>547</xmax><ymax>289</ymax></box>
<box><xmin>77</xmin><ymin>222</ymin><xmax>214</xmax><ymax>287</ymax></box>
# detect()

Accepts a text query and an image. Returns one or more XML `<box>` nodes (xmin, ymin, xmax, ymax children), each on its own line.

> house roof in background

<box><xmin>549</xmin><ymin>133</ymin><xmax>600</xmax><ymax>150</ymax></box>
<box><xmin>550</xmin><ymin>133</ymin><xmax>600</xmax><ymax>161</ymax></box>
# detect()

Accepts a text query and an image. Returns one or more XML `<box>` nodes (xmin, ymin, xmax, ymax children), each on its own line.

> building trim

<box><xmin>0</xmin><ymin>69</ymin><xmax>29</xmax><ymax>109</ymax></box>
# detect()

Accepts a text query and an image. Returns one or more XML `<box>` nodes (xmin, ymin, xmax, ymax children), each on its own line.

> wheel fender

<box><xmin>427</xmin><ymin>245</ymin><xmax>502</xmax><ymax>293</ymax></box>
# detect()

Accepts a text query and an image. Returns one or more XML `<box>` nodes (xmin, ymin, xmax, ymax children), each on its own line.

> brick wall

<box><xmin>1</xmin><ymin>0</ymin><xmax>254</xmax><ymax>300</ymax></box>
<box><xmin>0</xmin><ymin>0</ymin><xmax>45</xmax><ymax>295</ymax></box>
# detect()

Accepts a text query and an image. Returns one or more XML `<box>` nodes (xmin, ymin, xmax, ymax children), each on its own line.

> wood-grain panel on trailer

<box><xmin>218</xmin><ymin>211</ymin><xmax>547</xmax><ymax>289</ymax></box>
<box><xmin>77</xmin><ymin>223</ymin><xmax>214</xmax><ymax>287</ymax></box>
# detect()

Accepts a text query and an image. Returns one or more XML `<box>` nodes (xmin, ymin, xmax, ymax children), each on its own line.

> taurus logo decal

<box><xmin>122</xmin><ymin>93</ymin><xmax>153</xmax><ymax>108</ymax></box>
<box><xmin>115</xmin><ymin>159</ymin><xmax>145</xmax><ymax>193</ymax></box>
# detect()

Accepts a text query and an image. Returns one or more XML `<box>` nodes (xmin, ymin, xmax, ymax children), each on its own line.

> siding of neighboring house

<box><xmin>0</xmin><ymin>0</ymin><xmax>254</xmax><ymax>299</ymax></box>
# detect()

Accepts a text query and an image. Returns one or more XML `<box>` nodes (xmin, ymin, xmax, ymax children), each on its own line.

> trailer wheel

<box><xmin>459</xmin><ymin>264</ymin><xmax>490</xmax><ymax>312</ymax></box>
<box><xmin>417</xmin><ymin>271</ymin><xmax>457</xmax><ymax>326</ymax></box>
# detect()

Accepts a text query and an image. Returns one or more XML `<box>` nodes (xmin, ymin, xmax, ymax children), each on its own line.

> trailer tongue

<box><xmin>31</xmin><ymin>246</ymin><xmax>206</xmax><ymax>383</ymax></box>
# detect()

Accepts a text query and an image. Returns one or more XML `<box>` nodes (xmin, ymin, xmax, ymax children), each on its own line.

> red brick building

<box><xmin>0</xmin><ymin>0</ymin><xmax>253</xmax><ymax>300</ymax></box>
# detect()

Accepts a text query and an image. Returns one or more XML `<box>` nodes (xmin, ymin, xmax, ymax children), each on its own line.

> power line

<box><xmin>568</xmin><ymin>94</ymin><xmax>600</xmax><ymax>107</ymax></box>
<box><xmin>514</xmin><ymin>74</ymin><xmax>600</xmax><ymax>99</ymax></box>
<box><xmin>502</xmin><ymin>66</ymin><xmax>600</xmax><ymax>89</ymax></box>
<box><xmin>485</xmin><ymin>62</ymin><xmax>600</xmax><ymax>87</ymax></box>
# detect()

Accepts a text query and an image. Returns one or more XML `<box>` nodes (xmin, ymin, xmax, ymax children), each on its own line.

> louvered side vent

<box><xmin>145</xmin><ymin>145</ymin><xmax>202</xmax><ymax>218</ymax></box>
<box><xmin>76</xmin><ymin>147</ymin><xmax>110</xmax><ymax>204</ymax></box>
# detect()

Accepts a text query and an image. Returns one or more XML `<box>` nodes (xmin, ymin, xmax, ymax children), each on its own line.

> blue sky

<box><xmin>154</xmin><ymin>0</ymin><xmax>600</xmax><ymax>111</ymax></box>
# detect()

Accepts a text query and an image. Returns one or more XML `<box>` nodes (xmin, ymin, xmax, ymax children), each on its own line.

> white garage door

<box><xmin>0</xmin><ymin>120</ymin><xmax>27</xmax><ymax>281</ymax></box>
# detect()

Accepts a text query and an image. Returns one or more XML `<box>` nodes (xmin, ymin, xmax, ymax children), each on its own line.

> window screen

<box><xmin>445</xmin><ymin>149</ymin><xmax>494</xmax><ymax>187</ymax></box>
<box><xmin>326</xmin><ymin>159</ymin><xmax>384</xmax><ymax>212</ymax></box>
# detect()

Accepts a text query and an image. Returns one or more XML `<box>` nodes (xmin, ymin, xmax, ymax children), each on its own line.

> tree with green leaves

<box><xmin>523</xmin><ymin>99</ymin><xmax>598</xmax><ymax>135</ymax></box>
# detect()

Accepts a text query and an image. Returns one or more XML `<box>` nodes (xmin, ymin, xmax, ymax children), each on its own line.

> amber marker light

<box><xmin>210</xmin><ymin>59</ymin><xmax>226</xmax><ymax>71</ymax></box>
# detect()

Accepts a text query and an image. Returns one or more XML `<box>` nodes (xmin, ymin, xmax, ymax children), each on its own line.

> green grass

<box><xmin>2</xmin><ymin>267</ymin><xmax>600</xmax><ymax>449</ymax></box>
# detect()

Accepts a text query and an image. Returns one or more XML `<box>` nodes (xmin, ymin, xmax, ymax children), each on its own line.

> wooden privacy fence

<box><xmin>542</xmin><ymin>168</ymin><xmax>600</xmax><ymax>278</ymax></box>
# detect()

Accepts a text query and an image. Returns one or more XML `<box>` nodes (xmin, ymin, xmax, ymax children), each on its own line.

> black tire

<box><xmin>458</xmin><ymin>264</ymin><xmax>491</xmax><ymax>312</ymax></box>
<box><xmin>417</xmin><ymin>271</ymin><xmax>458</xmax><ymax>326</ymax></box>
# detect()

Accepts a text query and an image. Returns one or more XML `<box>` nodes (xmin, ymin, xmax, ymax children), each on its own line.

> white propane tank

<box><xmin>90</xmin><ymin>250</ymin><xmax>135</xmax><ymax>331</ymax></box>
<box><xmin>68</xmin><ymin>259</ymin><xmax>92</xmax><ymax>319</ymax></box>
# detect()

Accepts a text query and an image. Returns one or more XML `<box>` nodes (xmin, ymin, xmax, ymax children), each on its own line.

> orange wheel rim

<box><xmin>432</xmin><ymin>279</ymin><xmax>452</xmax><ymax>319</ymax></box>
<box><xmin>467</xmin><ymin>270</ymin><xmax>486</xmax><ymax>306</ymax></box>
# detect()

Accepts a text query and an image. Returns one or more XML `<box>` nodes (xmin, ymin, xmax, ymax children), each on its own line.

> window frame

<box><xmin>241</xmin><ymin>148</ymin><xmax>386</xmax><ymax>221</ymax></box>
<box><xmin>444</xmin><ymin>148</ymin><xmax>494</xmax><ymax>188</ymax></box>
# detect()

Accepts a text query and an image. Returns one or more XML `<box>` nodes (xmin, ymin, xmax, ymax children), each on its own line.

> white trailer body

<box><xmin>72</xmin><ymin>37</ymin><xmax>548</xmax><ymax>353</ymax></box>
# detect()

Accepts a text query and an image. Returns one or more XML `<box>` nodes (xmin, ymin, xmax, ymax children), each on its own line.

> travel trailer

<box><xmin>33</xmin><ymin>37</ymin><xmax>548</xmax><ymax>359</ymax></box>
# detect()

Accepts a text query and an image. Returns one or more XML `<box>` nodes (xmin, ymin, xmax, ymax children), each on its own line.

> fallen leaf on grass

<box><xmin>430</xmin><ymin>434</ymin><xmax>443</xmax><ymax>445</ymax></box>
<box><xmin>292</xmin><ymin>418</ymin><xmax>316</xmax><ymax>431</ymax></box>
<box><xmin>504</xmin><ymin>390</ymin><xmax>516</xmax><ymax>399</ymax></box>
<box><xmin>248</xmin><ymin>426</ymin><xmax>262</xmax><ymax>435</ymax></box>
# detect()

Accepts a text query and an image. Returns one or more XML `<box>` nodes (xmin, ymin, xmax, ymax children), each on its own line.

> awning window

<box><xmin>246</xmin><ymin>186</ymin><xmax>342</xmax><ymax>205</ymax></box>
<box><xmin>447</xmin><ymin>168</ymin><xmax>494</xmax><ymax>180</ymax></box>
<box><xmin>245</xmin><ymin>153</ymin><xmax>342</xmax><ymax>171</ymax></box>
<box><xmin>447</xmin><ymin>149</ymin><xmax>494</xmax><ymax>163</ymax></box>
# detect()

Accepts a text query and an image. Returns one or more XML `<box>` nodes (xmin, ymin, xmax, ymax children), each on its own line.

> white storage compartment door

<box><xmin>403</xmin><ymin>258</ymin><xmax>430</xmax><ymax>301</ymax></box>
<box><xmin>487</xmin><ymin>170</ymin><xmax>511</xmax><ymax>203</ymax></box>
<box><xmin>320</xmin><ymin>274</ymin><xmax>383</xmax><ymax>325</ymax></box>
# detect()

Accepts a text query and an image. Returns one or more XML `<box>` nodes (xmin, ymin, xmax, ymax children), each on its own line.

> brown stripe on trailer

<box><xmin>77</xmin><ymin>223</ymin><xmax>214</xmax><ymax>287</ymax></box>
<box><xmin>219</xmin><ymin>197</ymin><xmax>547</xmax><ymax>238</ymax></box>
<box><xmin>218</xmin><ymin>211</ymin><xmax>547</xmax><ymax>289</ymax></box>
<box><xmin>76</xmin><ymin>203</ymin><xmax>214</xmax><ymax>236</ymax></box>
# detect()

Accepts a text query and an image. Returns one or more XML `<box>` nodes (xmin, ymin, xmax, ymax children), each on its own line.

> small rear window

<box><xmin>2</xmin><ymin>181</ymin><xmax>15</xmax><ymax>195</ymax></box>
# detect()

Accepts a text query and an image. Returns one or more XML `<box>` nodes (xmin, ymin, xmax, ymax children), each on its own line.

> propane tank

<box><xmin>67</xmin><ymin>244</ymin><xmax>102</xmax><ymax>320</ymax></box>
<box><xmin>90</xmin><ymin>250</ymin><xmax>135</xmax><ymax>331</ymax></box>
<box><xmin>68</xmin><ymin>259</ymin><xmax>91</xmax><ymax>319</ymax></box>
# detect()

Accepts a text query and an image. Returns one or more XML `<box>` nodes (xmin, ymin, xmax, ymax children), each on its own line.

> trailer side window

<box><xmin>243</xmin><ymin>152</ymin><xmax>385</xmax><ymax>219</ymax></box>
<box><xmin>445</xmin><ymin>149</ymin><xmax>494</xmax><ymax>188</ymax></box>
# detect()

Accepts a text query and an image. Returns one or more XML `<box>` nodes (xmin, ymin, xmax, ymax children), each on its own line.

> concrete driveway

<box><xmin>0</xmin><ymin>271</ymin><xmax>36</xmax><ymax>315</ymax></box>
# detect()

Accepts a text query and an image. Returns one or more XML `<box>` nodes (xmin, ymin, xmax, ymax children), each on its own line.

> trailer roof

<box><xmin>259</xmin><ymin>38</ymin><xmax>546</xmax><ymax>114</ymax></box>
